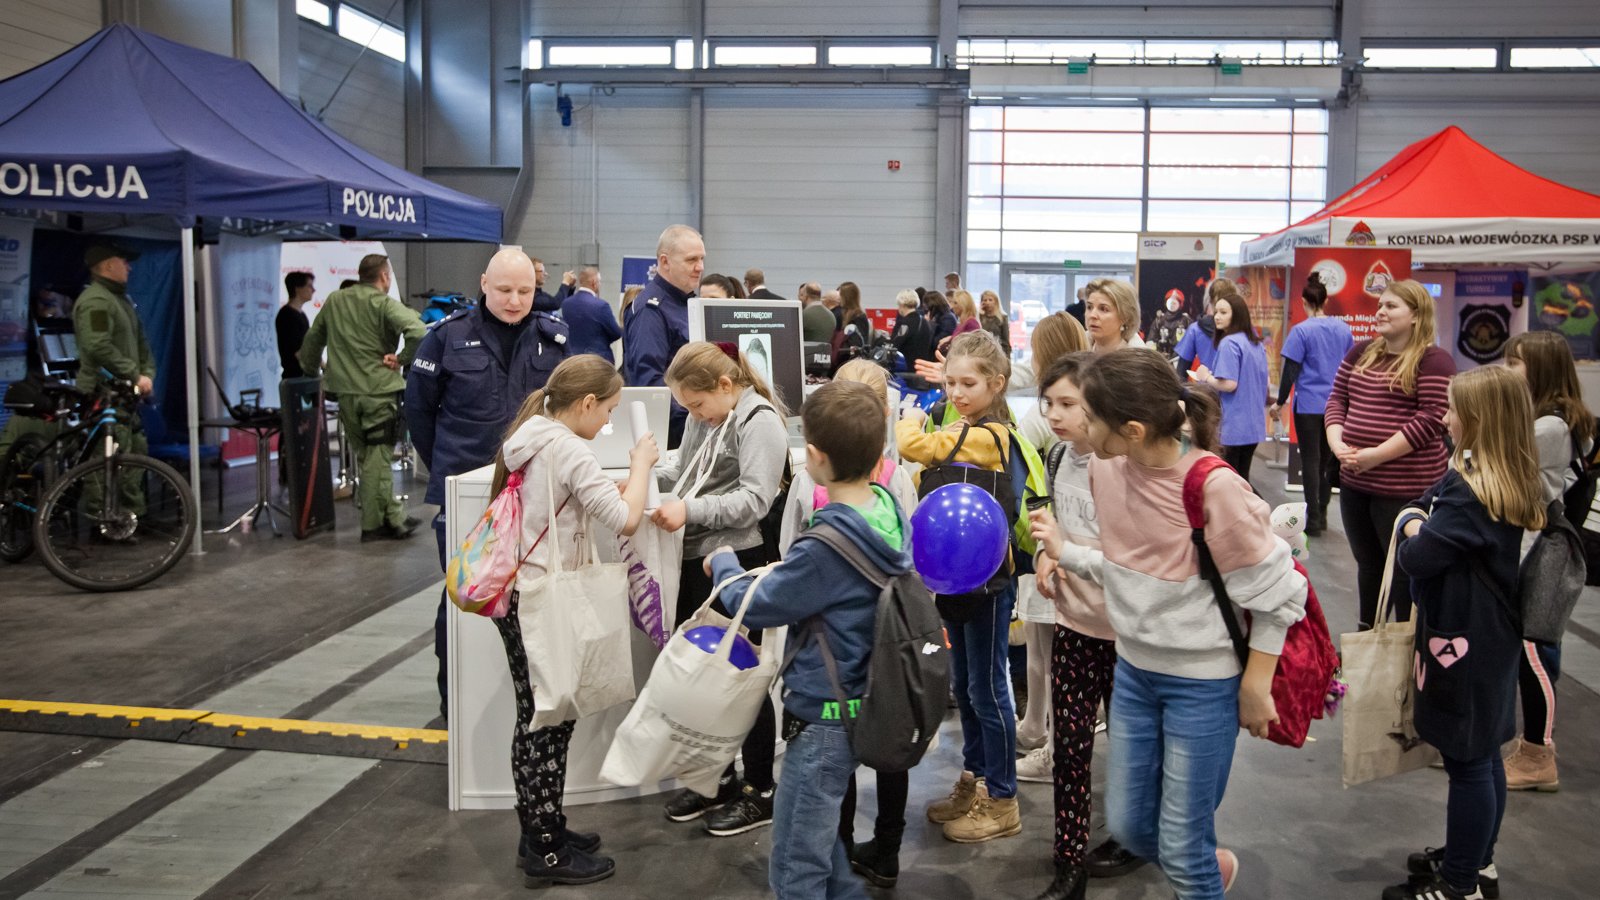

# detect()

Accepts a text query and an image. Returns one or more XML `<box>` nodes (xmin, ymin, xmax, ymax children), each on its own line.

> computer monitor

<box><xmin>688</xmin><ymin>298</ymin><xmax>806</xmax><ymax>417</ymax></box>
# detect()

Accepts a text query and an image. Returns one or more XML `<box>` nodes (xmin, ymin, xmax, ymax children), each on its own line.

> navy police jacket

<box><xmin>622</xmin><ymin>273</ymin><xmax>693</xmax><ymax>439</ymax></box>
<box><xmin>405</xmin><ymin>305</ymin><xmax>570</xmax><ymax>505</ymax></box>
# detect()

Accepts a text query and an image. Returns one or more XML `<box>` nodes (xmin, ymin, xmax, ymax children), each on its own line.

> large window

<box><xmin>965</xmin><ymin>105</ymin><xmax>1328</xmax><ymax>298</ymax></box>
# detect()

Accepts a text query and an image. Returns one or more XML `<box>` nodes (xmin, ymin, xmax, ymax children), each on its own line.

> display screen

<box><xmin>692</xmin><ymin>300</ymin><xmax>805</xmax><ymax>415</ymax></box>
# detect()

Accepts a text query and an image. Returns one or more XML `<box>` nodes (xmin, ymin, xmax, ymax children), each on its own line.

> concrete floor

<box><xmin>2</xmin><ymin>451</ymin><xmax>1598</xmax><ymax>899</ymax></box>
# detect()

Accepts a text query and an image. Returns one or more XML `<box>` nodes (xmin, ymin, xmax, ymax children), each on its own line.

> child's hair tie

<box><xmin>715</xmin><ymin>341</ymin><xmax>740</xmax><ymax>363</ymax></box>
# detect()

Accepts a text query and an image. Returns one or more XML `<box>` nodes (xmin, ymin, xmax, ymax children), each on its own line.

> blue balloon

<box><xmin>683</xmin><ymin>625</ymin><xmax>760</xmax><ymax>670</ymax></box>
<box><xmin>910</xmin><ymin>482</ymin><xmax>1009</xmax><ymax>595</ymax></box>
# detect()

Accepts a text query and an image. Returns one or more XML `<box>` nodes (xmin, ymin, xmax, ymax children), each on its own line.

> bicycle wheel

<box><xmin>33</xmin><ymin>452</ymin><xmax>196</xmax><ymax>591</ymax></box>
<box><xmin>0</xmin><ymin>433</ymin><xmax>47</xmax><ymax>562</ymax></box>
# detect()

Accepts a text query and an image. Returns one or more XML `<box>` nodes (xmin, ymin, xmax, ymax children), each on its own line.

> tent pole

<box><xmin>182</xmin><ymin>226</ymin><xmax>204</xmax><ymax>555</ymax></box>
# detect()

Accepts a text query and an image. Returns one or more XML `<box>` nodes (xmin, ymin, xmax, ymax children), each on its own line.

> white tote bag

<box><xmin>600</xmin><ymin>565</ymin><xmax>785</xmax><ymax>796</ymax></box>
<box><xmin>1341</xmin><ymin>529</ymin><xmax>1439</xmax><ymax>786</ymax></box>
<box><xmin>519</xmin><ymin>465</ymin><xmax>635</xmax><ymax>730</ymax></box>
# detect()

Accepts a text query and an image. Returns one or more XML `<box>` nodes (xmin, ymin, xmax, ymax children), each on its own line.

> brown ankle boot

<box><xmin>926</xmin><ymin>771</ymin><xmax>979</xmax><ymax>823</ymax></box>
<box><xmin>941</xmin><ymin>782</ymin><xmax>1021</xmax><ymax>843</ymax></box>
<box><xmin>1505</xmin><ymin>739</ymin><xmax>1559</xmax><ymax>792</ymax></box>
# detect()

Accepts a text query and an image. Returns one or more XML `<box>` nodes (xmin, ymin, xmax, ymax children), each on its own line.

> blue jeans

<box><xmin>769</xmin><ymin>722</ymin><xmax>866</xmax><ymax>900</ymax></box>
<box><xmin>1106</xmin><ymin>658</ymin><xmax>1240</xmax><ymax>900</ymax></box>
<box><xmin>1439</xmin><ymin>753</ymin><xmax>1506</xmax><ymax>892</ymax></box>
<box><xmin>945</xmin><ymin>587</ymin><xmax>1018</xmax><ymax>799</ymax></box>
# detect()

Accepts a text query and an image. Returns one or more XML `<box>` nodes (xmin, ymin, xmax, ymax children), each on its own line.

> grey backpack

<box><xmin>798</xmin><ymin>522</ymin><xmax>949</xmax><ymax>773</ymax></box>
<box><xmin>1473</xmin><ymin>498</ymin><xmax>1587</xmax><ymax>644</ymax></box>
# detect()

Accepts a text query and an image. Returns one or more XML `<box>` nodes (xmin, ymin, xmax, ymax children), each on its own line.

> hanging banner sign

<box><xmin>1135</xmin><ymin>233</ymin><xmax>1217</xmax><ymax>338</ymax></box>
<box><xmin>1450</xmin><ymin>269</ymin><xmax>1527</xmax><ymax>368</ymax></box>
<box><xmin>217</xmin><ymin>233</ymin><xmax>284</xmax><ymax>408</ymax></box>
<box><xmin>0</xmin><ymin>218</ymin><xmax>34</xmax><ymax>430</ymax></box>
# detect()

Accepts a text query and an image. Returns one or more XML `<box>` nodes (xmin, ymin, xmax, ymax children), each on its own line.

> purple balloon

<box><xmin>683</xmin><ymin>625</ymin><xmax>760</xmax><ymax>670</ymax></box>
<box><xmin>910</xmin><ymin>482</ymin><xmax>1009</xmax><ymax>595</ymax></box>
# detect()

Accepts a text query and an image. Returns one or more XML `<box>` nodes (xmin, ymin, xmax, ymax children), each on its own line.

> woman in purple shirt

<box><xmin>1270</xmin><ymin>273</ymin><xmax>1353</xmax><ymax>534</ymax></box>
<box><xmin>1196</xmin><ymin>294</ymin><xmax>1269</xmax><ymax>480</ymax></box>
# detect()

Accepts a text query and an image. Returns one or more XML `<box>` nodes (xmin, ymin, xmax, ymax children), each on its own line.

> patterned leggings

<box><xmin>495</xmin><ymin>594</ymin><xmax>576</xmax><ymax>836</ymax></box>
<box><xmin>1051</xmin><ymin>625</ymin><xmax>1117</xmax><ymax>865</ymax></box>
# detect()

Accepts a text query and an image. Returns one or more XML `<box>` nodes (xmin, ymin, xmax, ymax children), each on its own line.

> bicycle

<box><xmin>0</xmin><ymin>373</ymin><xmax>196</xmax><ymax>591</ymax></box>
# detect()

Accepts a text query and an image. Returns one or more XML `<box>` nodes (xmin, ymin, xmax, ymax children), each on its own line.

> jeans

<box><xmin>1293</xmin><ymin>412</ymin><xmax>1332</xmax><ymax>527</ymax></box>
<box><xmin>769</xmin><ymin>723</ymin><xmax>866</xmax><ymax>900</ymax></box>
<box><xmin>946</xmin><ymin>586</ymin><xmax>1018</xmax><ymax>799</ymax></box>
<box><xmin>1339</xmin><ymin>487</ymin><xmax>1413</xmax><ymax>629</ymax></box>
<box><xmin>1439</xmin><ymin>753</ymin><xmax>1507</xmax><ymax>892</ymax></box>
<box><xmin>1106</xmin><ymin>658</ymin><xmax>1240</xmax><ymax>900</ymax></box>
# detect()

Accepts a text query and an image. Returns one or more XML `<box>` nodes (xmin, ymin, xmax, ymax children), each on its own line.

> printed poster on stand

<box><xmin>1290</xmin><ymin>247</ymin><xmax>1414</xmax><ymax>343</ymax></box>
<box><xmin>0</xmin><ymin>219</ymin><xmax>33</xmax><ymax>431</ymax></box>
<box><xmin>1135</xmin><ymin>234</ymin><xmax>1217</xmax><ymax>338</ymax></box>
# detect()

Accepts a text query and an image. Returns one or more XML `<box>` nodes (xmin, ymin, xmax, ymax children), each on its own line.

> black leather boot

<box><xmin>1084</xmin><ymin>838</ymin><xmax>1147</xmax><ymax>878</ymax></box>
<box><xmin>849</xmin><ymin>824</ymin><xmax>903</xmax><ymax>889</ymax></box>
<box><xmin>517</xmin><ymin>828</ymin><xmax>601</xmax><ymax>868</ymax></box>
<box><xmin>521</xmin><ymin>830</ymin><xmax>615</xmax><ymax>889</ymax></box>
<box><xmin>1032</xmin><ymin>862</ymin><xmax>1088</xmax><ymax>900</ymax></box>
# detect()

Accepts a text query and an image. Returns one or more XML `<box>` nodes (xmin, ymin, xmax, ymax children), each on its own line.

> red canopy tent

<box><xmin>1241</xmin><ymin>126</ymin><xmax>1600</xmax><ymax>271</ymax></box>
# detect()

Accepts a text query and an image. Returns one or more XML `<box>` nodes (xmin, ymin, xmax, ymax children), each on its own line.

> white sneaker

<box><xmin>1015</xmin><ymin>729</ymin><xmax>1048</xmax><ymax>755</ymax></box>
<box><xmin>1016</xmin><ymin>745</ymin><xmax>1052</xmax><ymax>783</ymax></box>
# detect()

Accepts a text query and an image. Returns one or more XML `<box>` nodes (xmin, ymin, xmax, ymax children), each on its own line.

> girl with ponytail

<box><xmin>651</xmin><ymin>340</ymin><xmax>792</xmax><ymax>834</ymax></box>
<box><xmin>1035</xmin><ymin>348</ymin><xmax>1308</xmax><ymax>899</ymax></box>
<box><xmin>493</xmin><ymin>354</ymin><xmax>660</xmax><ymax>887</ymax></box>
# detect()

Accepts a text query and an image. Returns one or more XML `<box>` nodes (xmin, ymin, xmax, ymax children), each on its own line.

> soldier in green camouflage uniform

<box><xmin>73</xmin><ymin>244</ymin><xmax>156</xmax><ymax>515</ymax></box>
<box><xmin>298</xmin><ymin>254</ymin><xmax>426</xmax><ymax>539</ymax></box>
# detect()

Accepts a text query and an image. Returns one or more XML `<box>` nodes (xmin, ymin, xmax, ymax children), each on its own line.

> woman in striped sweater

<box><xmin>1324</xmin><ymin>280</ymin><xmax>1455</xmax><ymax>631</ymax></box>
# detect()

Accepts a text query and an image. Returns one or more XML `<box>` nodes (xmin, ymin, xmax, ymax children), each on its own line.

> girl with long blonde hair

<box><xmin>1324</xmin><ymin>279</ymin><xmax>1456</xmax><ymax>629</ymax></box>
<box><xmin>1390</xmin><ymin>365</ymin><xmax>1543</xmax><ymax>900</ymax></box>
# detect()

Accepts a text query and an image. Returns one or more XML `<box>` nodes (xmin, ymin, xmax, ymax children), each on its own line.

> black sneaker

<box><xmin>664</xmin><ymin>778</ymin><xmax>739</xmax><ymax>822</ymax></box>
<box><xmin>1406</xmin><ymin>847</ymin><xmax>1499</xmax><ymax>899</ymax></box>
<box><xmin>517</xmin><ymin>829</ymin><xmax>601</xmax><ymax>868</ymax></box>
<box><xmin>704</xmin><ymin>783</ymin><xmax>775</xmax><ymax>836</ymax></box>
<box><xmin>1084</xmin><ymin>838</ymin><xmax>1147</xmax><ymax>878</ymax></box>
<box><xmin>521</xmin><ymin>838</ymin><xmax>614</xmax><ymax>888</ymax></box>
<box><xmin>361</xmin><ymin>523</ymin><xmax>415</xmax><ymax>542</ymax></box>
<box><xmin>1382</xmin><ymin>872</ymin><xmax>1482</xmax><ymax>900</ymax></box>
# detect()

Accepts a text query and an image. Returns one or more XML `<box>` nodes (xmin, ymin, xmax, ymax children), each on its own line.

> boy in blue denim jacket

<box><xmin>706</xmin><ymin>380</ymin><xmax>915</xmax><ymax>900</ymax></box>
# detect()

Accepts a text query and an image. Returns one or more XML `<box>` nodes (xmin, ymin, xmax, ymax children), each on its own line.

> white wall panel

<box><xmin>530</xmin><ymin>0</ymin><xmax>690</xmax><ymax>37</ymax></box>
<box><xmin>1362</xmin><ymin>0</ymin><xmax>1600</xmax><ymax>39</ymax></box>
<box><xmin>1355</xmin><ymin>102</ymin><xmax>1600</xmax><ymax>195</ymax></box>
<box><xmin>297</xmin><ymin>22</ymin><xmax>405</xmax><ymax>167</ymax></box>
<box><xmin>513</xmin><ymin>88</ymin><xmax>693</xmax><ymax>290</ymax></box>
<box><xmin>0</xmin><ymin>0</ymin><xmax>99</xmax><ymax>79</ymax></box>
<box><xmin>958</xmin><ymin>2</ymin><xmax>1334</xmax><ymax>39</ymax></box>
<box><xmin>706</xmin><ymin>0</ymin><xmax>937</xmax><ymax>37</ymax></box>
<box><xmin>703</xmin><ymin>90</ymin><xmax>938</xmax><ymax>310</ymax></box>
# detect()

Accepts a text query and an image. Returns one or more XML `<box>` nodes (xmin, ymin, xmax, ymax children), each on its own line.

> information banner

<box><xmin>0</xmin><ymin>219</ymin><xmax>33</xmax><ymax>431</ymax></box>
<box><xmin>217</xmin><ymin>233</ymin><xmax>283</xmax><ymax>413</ymax></box>
<box><xmin>1135</xmin><ymin>234</ymin><xmax>1217</xmax><ymax>337</ymax></box>
<box><xmin>278</xmin><ymin>240</ymin><xmax>395</xmax><ymax>327</ymax></box>
<box><xmin>1447</xmin><ymin>269</ymin><xmax>1527</xmax><ymax>370</ymax></box>
<box><xmin>1233</xmin><ymin>266</ymin><xmax>1291</xmax><ymax>384</ymax></box>
<box><xmin>1290</xmin><ymin>246</ymin><xmax>1413</xmax><ymax>343</ymax></box>
<box><xmin>1531</xmin><ymin>271</ymin><xmax>1600</xmax><ymax>361</ymax></box>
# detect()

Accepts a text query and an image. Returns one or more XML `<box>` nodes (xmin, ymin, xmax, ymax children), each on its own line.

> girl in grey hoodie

<box><xmin>651</xmin><ymin>340</ymin><xmax>792</xmax><ymax>836</ymax></box>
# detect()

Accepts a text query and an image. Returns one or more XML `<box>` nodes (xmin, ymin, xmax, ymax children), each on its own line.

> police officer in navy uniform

<box><xmin>405</xmin><ymin>247</ymin><xmax>570</xmax><ymax>718</ymax></box>
<box><xmin>621</xmin><ymin>224</ymin><xmax>705</xmax><ymax>447</ymax></box>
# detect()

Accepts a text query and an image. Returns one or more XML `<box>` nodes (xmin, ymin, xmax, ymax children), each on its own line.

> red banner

<box><xmin>1290</xmin><ymin>247</ymin><xmax>1413</xmax><ymax>343</ymax></box>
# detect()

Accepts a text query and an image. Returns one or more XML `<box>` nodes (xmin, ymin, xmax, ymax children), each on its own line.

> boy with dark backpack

<box><xmin>706</xmin><ymin>380</ymin><xmax>935</xmax><ymax>900</ymax></box>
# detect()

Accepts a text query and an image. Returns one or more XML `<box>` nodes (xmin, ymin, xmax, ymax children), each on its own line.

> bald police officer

<box><xmin>621</xmin><ymin>224</ymin><xmax>705</xmax><ymax>446</ymax></box>
<box><xmin>299</xmin><ymin>254</ymin><xmax>427</xmax><ymax>541</ymax></box>
<box><xmin>405</xmin><ymin>248</ymin><xmax>570</xmax><ymax>717</ymax></box>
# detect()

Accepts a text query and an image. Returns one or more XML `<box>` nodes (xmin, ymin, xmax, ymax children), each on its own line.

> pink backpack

<box><xmin>445</xmin><ymin>467</ymin><xmax>567</xmax><ymax>618</ymax></box>
<box><xmin>812</xmin><ymin>457</ymin><xmax>898</xmax><ymax>510</ymax></box>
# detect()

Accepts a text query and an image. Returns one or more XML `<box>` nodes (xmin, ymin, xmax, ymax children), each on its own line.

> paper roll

<box><xmin>629</xmin><ymin>400</ymin><xmax>661</xmax><ymax>509</ymax></box>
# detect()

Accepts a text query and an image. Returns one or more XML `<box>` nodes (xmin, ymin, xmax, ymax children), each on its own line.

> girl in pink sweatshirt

<box><xmin>1044</xmin><ymin>349</ymin><xmax>1306</xmax><ymax>900</ymax></box>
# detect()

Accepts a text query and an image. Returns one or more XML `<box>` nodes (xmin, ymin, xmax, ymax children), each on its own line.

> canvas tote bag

<box><xmin>519</xmin><ymin>463</ymin><xmax>635</xmax><ymax>730</ymax></box>
<box><xmin>1341</xmin><ymin>530</ymin><xmax>1439</xmax><ymax>786</ymax></box>
<box><xmin>600</xmin><ymin>564</ymin><xmax>785</xmax><ymax>796</ymax></box>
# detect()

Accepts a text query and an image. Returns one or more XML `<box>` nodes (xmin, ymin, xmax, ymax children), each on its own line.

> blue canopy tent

<box><xmin>0</xmin><ymin>23</ymin><xmax>502</xmax><ymax>550</ymax></box>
